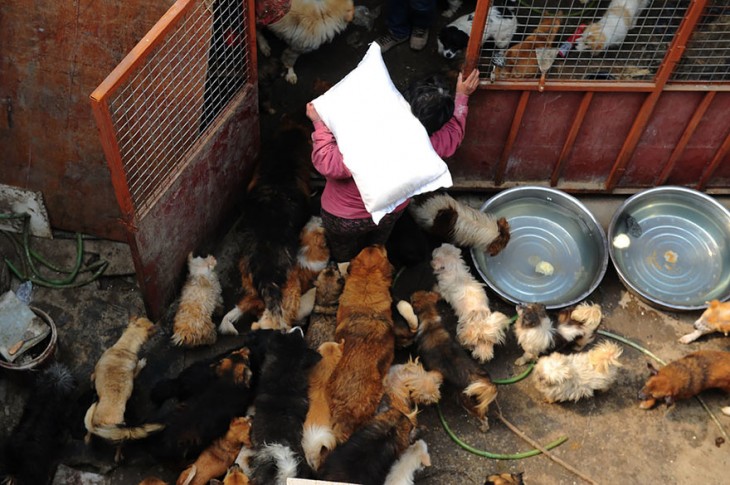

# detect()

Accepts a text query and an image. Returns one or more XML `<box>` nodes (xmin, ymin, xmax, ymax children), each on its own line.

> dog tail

<box><xmin>251</xmin><ymin>443</ymin><xmax>308</xmax><ymax>485</ymax></box>
<box><xmin>462</xmin><ymin>378</ymin><xmax>498</xmax><ymax>421</ymax></box>
<box><xmin>84</xmin><ymin>402</ymin><xmax>165</xmax><ymax>442</ymax></box>
<box><xmin>588</xmin><ymin>340</ymin><xmax>623</xmax><ymax>374</ymax></box>
<box><xmin>302</xmin><ymin>424</ymin><xmax>336</xmax><ymax>471</ymax></box>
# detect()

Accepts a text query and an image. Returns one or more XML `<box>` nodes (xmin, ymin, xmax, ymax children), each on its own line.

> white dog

<box><xmin>437</xmin><ymin>2</ymin><xmax>518</xmax><ymax>59</ymax></box>
<box><xmin>575</xmin><ymin>0</ymin><xmax>650</xmax><ymax>53</ymax></box>
<box><xmin>431</xmin><ymin>243</ymin><xmax>510</xmax><ymax>362</ymax></box>
<box><xmin>383</xmin><ymin>439</ymin><xmax>431</xmax><ymax>485</ymax></box>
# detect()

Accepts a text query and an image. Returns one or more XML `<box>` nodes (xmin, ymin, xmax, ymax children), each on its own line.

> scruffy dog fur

<box><xmin>576</xmin><ymin>0</ymin><xmax>649</xmax><ymax>53</ymax></box>
<box><xmin>176</xmin><ymin>416</ymin><xmax>252</xmax><ymax>485</ymax></box>
<box><xmin>84</xmin><ymin>316</ymin><xmax>162</xmax><ymax>445</ymax></box>
<box><xmin>432</xmin><ymin>243</ymin><xmax>510</xmax><ymax>363</ymax></box>
<box><xmin>382</xmin><ymin>358</ymin><xmax>443</xmax><ymax>415</ymax></box>
<box><xmin>679</xmin><ymin>299</ymin><xmax>730</xmax><ymax>344</ymax></box>
<box><xmin>484</xmin><ymin>472</ymin><xmax>524</xmax><ymax>485</ymax></box>
<box><xmin>329</xmin><ymin>245</ymin><xmax>395</xmax><ymax>444</ymax></box>
<box><xmin>172</xmin><ymin>253</ymin><xmax>223</xmax><ymax>347</ymax></box>
<box><xmin>304</xmin><ymin>261</ymin><xmax>345</xmax><ymax>350</ymax></box>
<box><xmin>638</xmin><ymin>350</ymin><xmax>730</xmax><ymax>415</ymax></box>
<box><xmin>260</xmin><ymin>0</ymin><xmax>355</xmax><ymax>84</ymax></box>
<box><xmin>495</xmin><ymin>15</ymin><xmax>562</xmax><ymax>79</ymax></box>
<box><xmin>302</xmin><ymin>340</ymin><xmax>344</xmax><ymax>471</ymax></box>
<box><xmin>383</xmin><ymin>439</ymin><xmax>431</xmax><ymax>485</ymax></box>
<box><xmin>219</xmin><ymin>127</ymin><xmax>311</xmax><ymax>335</ymax></box>
<box><xmin>514</xmin><ymin>301</ymin><xmax>603</xmax><ymax>366</ymax></box>
<box><xmin>409</xmin><ymin>193</ymin><xmax>510</xmax><ymax>256</ymax></box>
<box><xmin>410</xmin><ymin>290</ymin><xmax>498</xmax><ymax>430</ymax></box>
<box><xmin>534</xmin><ymin>340</ymin><xmax>623</xmax><ymax>403</ymax></box>
<box><xmin>1</xmin><ymin>363</ymin><xmax>76</xmax><ymax>485</ymax></box>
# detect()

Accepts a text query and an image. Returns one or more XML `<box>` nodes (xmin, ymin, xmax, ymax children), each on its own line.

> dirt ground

<box><xmin>1</xmin><ymin>2</ymin><xmax>730</xmax><ymax>484</ymax></box>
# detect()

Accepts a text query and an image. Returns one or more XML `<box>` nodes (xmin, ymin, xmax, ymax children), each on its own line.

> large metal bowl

<box><xmin>471</xmin><ymin>186</ymin><xmax>608</xmax><ymax>309</ymax></box>
<box><xmin>608</xmin><ymin>186</ymin><xmax>730</xmax><ymax>311</ymax></box>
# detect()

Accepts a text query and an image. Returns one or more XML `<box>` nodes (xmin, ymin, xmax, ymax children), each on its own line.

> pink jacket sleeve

<box><xmin>311</xmin><ymin>121</ymin><xmax>352</xmax><ymax>179</ymax></box>
<box><xmin>430</xmin><ymin>93</ymin><xmax>470</xmax><ymax>159</ymax></box>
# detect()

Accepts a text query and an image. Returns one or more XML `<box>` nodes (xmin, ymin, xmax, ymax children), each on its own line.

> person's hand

<box><xmin>456</xmin><ymin>69</ymin><xmax>480</xmax><ymax>96</ymax></box>
<box><xmin>306</xmin><ymin>102</ymin><xmax>321</xmax><ymax>123</ymax></box>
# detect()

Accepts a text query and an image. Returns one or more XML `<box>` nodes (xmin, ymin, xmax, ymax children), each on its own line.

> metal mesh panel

<box><xmin>107</xmin><ymin>0</ymin><xmax>251</xmax><ymax>218</ymax></box>
<box><xmin>479</xmin><ymin>0</ymin><xmax>687</xmax><ymax>83</ymax></box>
<box><xmin>672</xmin><ymin>1</ymin><xmax>730</xmax><ymax>82</ymax></box>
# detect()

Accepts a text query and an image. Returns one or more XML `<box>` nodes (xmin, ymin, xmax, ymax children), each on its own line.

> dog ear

<box><xmin>647</xmin><ymin>362</ymin><xmax>659</xmax><ymax>376</ymax></box>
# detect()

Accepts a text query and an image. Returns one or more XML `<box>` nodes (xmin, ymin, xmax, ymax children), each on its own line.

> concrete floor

<box><xmin>2</xmin><ymin>3</ymin><xmax>730</xmax><ymax>484</ymax></box>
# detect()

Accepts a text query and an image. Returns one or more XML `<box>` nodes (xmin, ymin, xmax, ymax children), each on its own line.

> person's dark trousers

<box><xmin>386</xmin><ymin>0</ymin><xmax>437</xmax><ymax>39</ymax></box>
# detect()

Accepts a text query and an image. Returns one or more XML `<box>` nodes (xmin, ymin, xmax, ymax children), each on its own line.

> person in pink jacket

<box><xmin>306</xmin><ymin>68</ymin><xmax>480</xmax><ymax>263</ymax></box>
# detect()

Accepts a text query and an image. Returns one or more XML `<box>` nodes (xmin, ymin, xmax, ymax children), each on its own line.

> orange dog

<box><xmin>222</xmin><ymin>464</ymin><xmax>249</xmax><ymax>484</ymax></box>
<box><xmin>328</xmin><ymin>245</ymin><xmax>395</xmax><ymax>443</ymax></box>
<box><xmin>176</xmin><ymin>416</ymin><xmax>252</xmax><ymax>485</ymax></box>
<box><xmin>679</xmin><ymin>299</ymin><xmax>730</xmax><ymax>344</ymax></box>
<box><xmin>495</xmin><ymin>15</ymin><xmax>562</xmax><ymax>79</ymax></box>
<box><xmin>638</xmin><ymin>351</ymin><xmax>730</xmax><ymax>415</ymax></box>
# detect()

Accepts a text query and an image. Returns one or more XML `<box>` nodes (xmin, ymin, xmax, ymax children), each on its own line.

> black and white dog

<box><xmin>437</xmin><ymin>1</ymin><xmax>518</xmax><ymax>59</ymax></box>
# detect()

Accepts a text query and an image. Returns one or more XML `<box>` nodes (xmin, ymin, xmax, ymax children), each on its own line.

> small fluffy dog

<box><xmin>409</xmin><ymin>193</ymin><xmax>511</xmax><ymax>256</ymax></box>
<box><xmin>329</xmin><ymin>245</ymin><xmax>395</xmax><ymax>444</ymax></box>
<box><xmin>1</xmin><ymin>363</ymin><xmax>76</xmax><ymax>485</ymax></box>
<box><xmin>410</xmin><ymin>290</ymin><xmax>498</xmax><ymax>430</ymax></box>
<box><xmin>438</xmin><ymin>3</ymin><xmax>519</xmax><ymax>59</ymax></box>
<box><xmin>494</xmin><ymin>15</ymin><xmax>562</xmax><ymax>79</ymax></box>
<box><xmin>304</xmin><ymin>261</ymin><xmax>345</xmax><ymax>350</ymax></box>
<box><xmin>638</xmin><ymin>350</ymin><xmax>730</xmax><ymax>415</ymax></box>
<box><xmin>176</xmin><ymin>416</ymin><xmax>252</xmax><ymax>485</ymax></box>
<box><xmin>514</xmin><ymin>301</ymin><xmax>603</xmax><ymax>366</ymax></box>
<box><xmin>381</xmin><ymin>357</ymin><xmax>443</xmax><ymax>415</ymax></box>
<box><xmin>432</xmin><ymin>243</ymin><xmax>511</xmax><ymax>363</ymax></box>
<box><xmin>383</xmin><ymin>439</ymin><xmax>431</xmax><ymax>485</ymax></box>
<box><xmin>533</xmin><ymin>340</ymin><xmax>623</xmax><ymax>403</ymax></box>
<box><xmin>302</xmin><ymin>339</ymin><xmax>344</xmax><ymax>471</ymax></box>
<box><xmin>172</xmin><ymin>253</ymin><xmax>223</xmax><ymax>347</ymax></box>
<box><xmin>260</xmin><ymin>0</ymin><xmax>355</xmax><ymax>84</ymax></box>
<box><xmin>576</xmin><ymin>0</ymin><xmax>650</xmax><ymax>53</ymax></box>
<box><xmin>84</xmin><ymin>316</ymin><xmax>163</xmax><ymax>446</ymax></box>
<box><xmin>679</xmin><ymin>299</ymin><xmax>730</xmax><ymax>344</ymax></box>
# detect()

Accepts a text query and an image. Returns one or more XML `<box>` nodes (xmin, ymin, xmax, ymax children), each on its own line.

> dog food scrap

<box><xmin>664</xmin><ymin>250</ymin><xmax>678</xmax><ymax>264</ymax></box>
<box><xmin>613</xmin><ymin>233</ymin><xmax>631</xmax><ymax>249</ymax></box>
<box><xmin>535</xmin><ymin>260</ymin><xmax>554</xmax><ymax>276</ymax></box>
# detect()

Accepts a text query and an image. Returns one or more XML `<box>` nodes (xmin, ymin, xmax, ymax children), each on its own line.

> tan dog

<box><xmin>495</xmin><ymin>15</ymin><xmax>562</xmax><ymax>79</ymax></box>
<box><xmin>328</xmin><ymin>245</ymin><xmax>395</xmax><ymax>443</ymax></box>
<box><xmin>679</xmin><ymin>299</ymin><xmax>730</xmax><ymax>344</ymax></box>
<box><xmin>176</xmin><ymin>416</ymin><xmax>253</xmax><ymax>485</ymax></box>
<box><xmin>85</xmin><ymin>316</ymin><xmax>163</xmax><ymax>447</ymax></box>
<box><xmin>172</xmin><ymin>253</ymin><xmax>223</xmax><ymax>347</ymax></box>
<box><xmin>382</xmin><ymin>357</ymin><xmax>443</xmax><ymax>415</ymax></box>
<box><xmin>302</xmin><ymin>339</ymin><xmax>345</xmax><ymax>470</ymax></box>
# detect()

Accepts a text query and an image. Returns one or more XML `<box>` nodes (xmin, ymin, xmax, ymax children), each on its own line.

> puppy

<box><xmin>1</xmin><ymin>363</ymin><xmax>76</xmax><ymax>485</ymax></box>
<box><xmin>438</xmin><ymin>3</ymin><xmax>518</xmax><ymax>59</ymax></box>
<box><xmin>484</xmin><ymin>472</ymin><xmax>524</xmax><ymax>485</ymax></box>
<box><xmin>533</xmin><ymin>340</ymin><xmax>623</xmax><ymax>403</ymax></box>
<box><xmin>84</xmin><ymin>316</ymin><xmax>163</xmax><ymax>446</ymax></box>
<box><xmin>494</xmin><ymin>15</ymin><xmax>562</xmax><ymax>79</ymax></box>
<box><xmin>409</xmin><ymin>193</ymin><xmax>510</xmax><ymax>256</ymax></box>
<box><xmin>304</xmin><ymin>261</ymin><xmax>345</xmax><ymax>350</ymax></box>
<box><xmin>302</xmin><ymin>339</ymin><xmax>344</xmax><ymax>471</ymax></box>
<box><xmin>514</xmin><ymin>301</ymin><xmax>603</xmax><ymax>366</ymax></box>
<box><xmin>679</xmin><ymin>299</ymin><xmax>730</xmax><ymax>344</ymax></box>
<box><xmin>249</xmin><ymin>329</ymin><xmax>322</xmax><ymax>484</ymax></box>
<box><xmin>219</xmin><ymin>127</ymin><xmax>311</xmax><ymax>335</ymax></box>
<box><xmin>383</xmin><ymin>439</ymin><xmax>431</xmax><ymax>485</ymax></box>
<box><xmin>638</xmin><ymin>350</ymin><xmax>730</xmax><ymax>415</ymax></box>
<box><xmin>252</xmin><ymin>216</ymin><xmax>330</xmax><ymax>331</ymax></box>
<box><xmin>222</xmin><ymin>464</ymin><xmax>249</xmax><ymax>485</ymax></box>
<box><xmin>176</xmin><ymin>416</ymin><xmax>252</xmax><ymax>485</ymax></box>
<box><xmin>576</xmin><ymin>0</ymin><xmax>650</xmax><ymax>53</ymax></box>
<box><xmin>172</xmin><ymin>252</ymin><xmax>223</xmax><ymax>347</ymax></box>
<box><xmin>328</xmin><ymin>245</ymin><xmax>395</xmax><ymax>444</ymax></box>
<box><xmin>318</xmin><ymin>407</ymin><xmax>418</xmax><ymax>485</ymax></box>
<box><xmin>410</xmin><ymin>290</ymin><xmax>498</xmax><ymax>430</ymax></box>
<box><xmin>260</xmin><ymin>0</ymin><xmax>355</xmax><ymax>84</ymax></box>
<box><xmin>432</xmin><ymin>243</ymin><xmax>511</xmax><ymax>363</ymax></box>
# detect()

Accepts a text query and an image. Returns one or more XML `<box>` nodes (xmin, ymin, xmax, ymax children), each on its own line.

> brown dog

<box><xmin>679</xmin><ymin>299</ymin><xmax>730</xmax><ymax>344</ymax></box>
<box><xmin>328</xmin><ymin>245</ymin><xmax>395</xmax><ymax>443</ymax></box>
<box><xmin>305</xmin><ymin>262</ymin><xmax>345</xmax><ymax>350</ymax></box>
<box><xmin>495</xmin><ymin>15</ymin><xmax>562</xmax><ymax>79</ymax></box>
<box><xmin>638</xmin><ymin>350</ymin><xmax>730</xmax><ymax>413</ymax></box>
<box><xmin>176</xmin><ymin>416</ymin><xmax>253</xmax><ymax>485</ymax></box>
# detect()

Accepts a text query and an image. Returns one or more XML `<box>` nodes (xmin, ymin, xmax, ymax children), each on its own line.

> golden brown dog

<box><xmin>382</xmin><ymin>357</ymin><xmax>443</xmax><ymax>416</ymax></box>
<box><xmin>495</xmin><ymin>15</ymin><xmax>562</xmax><ymax>79</ymax></box>
<box><xmin>679</xmin><ymin>299</ymin><xmax>730</xmax><ymax>344</ymax></box>
<box><xmin>484</xmin><ymin>472</ymin><xmax>524</xmax><ymax>485</ymax></box>
<box><xmin>176</xmin><ymin>416</ymin><xmax>253</xmax><ymax>485</ymax></box>
<box><xmin>84</xmin><ymin>316</ymin><xmax>163</xmax><ymax>447</ymax></box>
<box><xmin>302</xmin><ymin>339</ymin><xmax>345</xmax><ymax>470</ymax></box>
<box><xmin>172</xmin><ymin>253</ymin><xmax>223</xmax><ymax>347</ymax></box>
<box><xmin>638</xmin><ymin>350</ymin><xmax>730</xmax><ymax>414</ymax></box>
<box><xmin>328</xmin><ymin>245</ymin><xmax>395</xmax><ymax>443</ymax></box>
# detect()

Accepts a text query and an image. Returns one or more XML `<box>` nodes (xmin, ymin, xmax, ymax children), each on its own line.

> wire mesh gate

<box><xmin>90</xmin><ymin>0</ymin><xmax>259</xmax><ymax>319</ymax></box>
<box><xmin>456</xmin><ymin>0</ymin><xmax>729</xmax><ymax>192</ymax></box>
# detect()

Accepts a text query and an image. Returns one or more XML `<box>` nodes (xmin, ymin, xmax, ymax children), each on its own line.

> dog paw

<box><xmin>285</xmin><ymin>69</ymin><xmax>298</xmax><ymax>84</ymax></box>
<box><xmin>678</xmin><ymin>333</ymin><xmax>697</xmax><ymax>344</ymax></box>
<box><xmin>219</xmin><ymin>320</ymin><xmax>239</xmax><ymax>336</ymax></box>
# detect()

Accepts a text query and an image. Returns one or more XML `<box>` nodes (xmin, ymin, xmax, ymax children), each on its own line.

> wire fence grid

<box><xmin>106</xmin><ymin>0</ymin><xmax>251</xmax><ymax>219</ymax></box>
